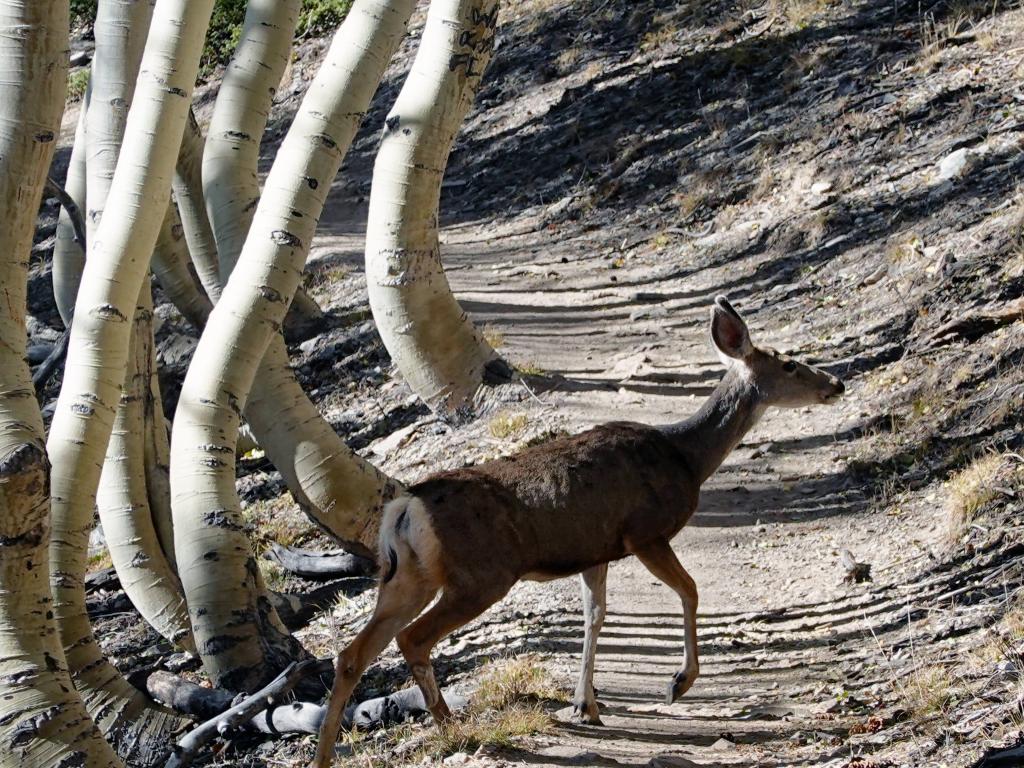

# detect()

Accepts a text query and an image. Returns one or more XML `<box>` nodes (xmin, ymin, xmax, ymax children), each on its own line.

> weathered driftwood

<box><xmin>165</xmin><ymin>658</ymin><xmax>333</xmax><ymax>768</ymax></box>
<box><xmin>345</xmin><ymin>686</ymin><xmax>468</xmax><ymax>729</ymax></box>
<box><xmin>147</xmin><ymin>671</ymin><xmax>234</xmax><ymax>721</ymax></box>
<box><xmin>149</xmin><ymin>668</ymin><xmax>467</xmax><ymax>750</ymax></box>
<box><xmin>84</xmin><ymin>566</ymin><xmax>121</xmax><ymax>593</ymax></box>
<box><xmin>264</xmin><ymin>542</ymin><xmax>376</xmax><ymax>581</ymax></box>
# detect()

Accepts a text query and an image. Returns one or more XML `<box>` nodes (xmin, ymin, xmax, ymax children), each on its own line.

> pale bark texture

<box><xmin>365</xmin><ymin>0</ymin><xmax>504</xmax><ymax>415</ymax></box>
<box><xmin>151</xmin><ymin>201</ymin><xmax>214</xmax><ymax>330</ymax></box>
<box><xmin>83</xmin><ymin>0</ymin><xmax>154</xmax><ymax>246</ymax></box>
<box><xmin>46</xmin><ymin>0</ymin><xmax>213</xmax><ymax>759</ymax></box>
<box><xmin>172</xmin><ymin>0</ymin><xmax>414</xmax><ymax>692</ymax></box>
<box><xmin>96</xmin><ymin>282</ymin><xmax>195</xmax><ymax>653</ymax></box>
<box><xmin>202</xmin><ymin>0</ymin><xmax>388</xmax><ymax>553</ymax></box>
<box><xmin>0</xmin><ymin>3</ymin><xmax>121</xmax><ymax>765</ymax></box>
<box><xmin>174</xmin><ymin>111</ymin><xmax>221</xmax><ymax>301</ymax></box>
<box><xmin>78</xmin><ymin>0</ymin><xmax>195</xmax><ymax>669</ymax></box>
<box><xmin>53</xmin><ymin>95</ymin><xmax>88</xmax><ymax>327</ymax></box>
<box><xmin>203</xmin><ymin>0</ymin><xmax>300</xmax><ymax>284</ymax></box>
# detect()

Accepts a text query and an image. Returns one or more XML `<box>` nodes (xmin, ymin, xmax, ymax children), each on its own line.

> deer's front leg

<box><xmin>633</xmin><ymin>540</ymin><xmax>699</xmax><ymax>704</ymax></box>
<box><xmin>572</xmin><ymin>563</ymin><xmax>608</xmax><ymax>724</ymax></box>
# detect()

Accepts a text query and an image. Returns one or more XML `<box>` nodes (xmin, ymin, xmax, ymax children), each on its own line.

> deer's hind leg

<box><xmin>311</xmin><ymin>569</ymin><xmax>435</xmax><ymax>768</ymax></box>
<box><xmin>396</xmin><ymin>579</ymin><xmax>514</xmax><ymax>724</ymax></box>
<box><xmin>572</xmin><ymin>563</ymin><xmax>608</xmax><ymax>724</ymax></box>
<box><xmin>632</xmin><ymin>539</ymin><xmax>699</xmax><ymax>705</ymax></box>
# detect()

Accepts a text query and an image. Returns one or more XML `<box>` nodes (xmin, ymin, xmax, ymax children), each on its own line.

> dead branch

<box><xmin>45</xmin><ymin>176</ymin><xmax>87</xmax><ymax>250</ymax></box>
<box><xmin>264</xmin><ymin>542</ymin><xmax>375</xmax><ymax>581</ymax></box>
<box><xmin>165</xmin><ymin>658</ymin><xmax>333</xmax><ymax>768</ymax></box>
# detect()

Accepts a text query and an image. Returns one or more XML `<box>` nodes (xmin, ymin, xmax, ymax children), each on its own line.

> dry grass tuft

<box><xmin>483</xmin><ymin>325</ymin><xmax>505</xmax><ymax>349</ymax></box>
<box><xmin>473</xmin><ymin>654</ymin><xmax>568</xmax><ymax>711</ymax></box>
<box><xmin>515</xmin><ymin>360</ymin><xmax>545</xmax><ymax>376</ymax></box>
<box><xmin>335</xmin><ymin>656</ymin><xmax>563</xmax><ymax>766</ymax></box>
<box><xmin>425</xmin><ymin>704</ymin><xmax>552</xmax><ymax>756</ymax></box>
<box><xmin>904</xmin><ymin>665</ymin><xmax>954</xmax><ymax>720</ymax></box>
<box><xmin>945</xmin><ymin>453</ymin><xmax>1005</xmax><ymax>543</ymax></box>
<box><xmin>489</xmin><ymin>412</ymin><xmax>529</xmax><ymax>439</ymax></box>
<box><xmin>421</xmin><ymin>655</ymin><xmax>564</xmax><ymax>757</ymax></box>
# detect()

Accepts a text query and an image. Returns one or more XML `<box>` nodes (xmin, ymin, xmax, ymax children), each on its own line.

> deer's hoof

<box><xmin>571</xmin><ymin>702</ymin><xmax>603</xmax><ymax>726</ymax></box>
<box><xmin>665</xmin><ymin>670</ymin><xmax>695</xmax><ymax>704</ymax></box>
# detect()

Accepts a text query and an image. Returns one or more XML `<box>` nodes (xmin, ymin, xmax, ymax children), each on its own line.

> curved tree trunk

<box><xmin>246</xmin><ymin>340</ymin><xmax>402</xmax><ymax>554</ymax></box>
<box><xmin>46</xmin><ymin>0</ymin><xmax>214</xmax><ymax>759</ymax></box>
<box><xmin>97</xmin><ymin>282</ymin><xmax>195</xmax><ymax>653</ymax></box>
<box><xmin>172</xmin><ymin>0</ymin><xmax>415</xmax><ymax>693</ymax></box>
<box><xmin>365</xmin><ymin>0</ymin><xmax>506</xmax><ymax>415</ymax></box>
<box><xmin>151</xmin><ymin>200</ymin><xmax>214</xmax><ymax>330</ymax></box>
<box><xmin>81</xmin><ymin>0</ymin><xmax>194</xmax><ymax>670</ymax></box>
<box><xmin>173</xmin><ymin>111</ymin><xmax>221</xmax><ymax>302</ymax></box>
<box><xmin>53</xmin><ymin>92</ymin><xmax>89</xmax><ymax>328</ymax></box>
<box><xmin>0</xmin><ymin>3</ymin><xmax>122</xmax><ymax>765</ymax></box>
<box><xmin>83</xmin><ymin>0</ymin><xmax>153</xmax><ymax>244</ymax></box>
<box><xmin>202</xmin><ymin>0</ymin><xmax>299</xmax><ymax>286</ymax></box>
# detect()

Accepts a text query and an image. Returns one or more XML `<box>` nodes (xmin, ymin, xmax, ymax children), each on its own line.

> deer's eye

<box><xmin>782</xmin><ymin>360</ymin><xmax>797</xmax><ymax>373</ymax></box>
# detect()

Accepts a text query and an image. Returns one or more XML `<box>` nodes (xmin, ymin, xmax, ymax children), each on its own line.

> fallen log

<box><xmin>165</xmin><ymin>658</ymin><xmax>333</xmax><ymax>768</ymax></box>
<box><xmin>264</xmin><ymin>542</ymin><xmax>376</xmax><ymax>581</ymax></box>
<box><xmin>148</xmin><ymin>668</ymin><xmax>468</xmax><ymax>735</ymax></box>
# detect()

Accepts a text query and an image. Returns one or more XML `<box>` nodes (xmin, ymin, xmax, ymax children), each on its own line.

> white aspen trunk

<box><xmin>96</xmin><ymin>281</ymin><xmax>195</xmax><ymax>653</ymax></box>
<box><xmin>83</xmin><ymin>0</ymin><xmax>154</xmax><ymax>246</ymax></box>
<box><xmin>79</xmin><ymin>0</ymin><xmax>194</xmax><ymax>675</ymax></box>
<box><xmin>202</xmin><ymin>0</ymin><xmax>300</xmax><ymax>284</ymax></box>
<box><xmin>172</xmin><ymin>0</ymin><xmax>415</xmax><ymax>691</ymax></box>
<box><xmin>143</xmin><ymin>303</ymin><xmax>177</xmax><ymax>571</ymax></box>
<box><xmin>246</xmin><ymin>339</ymin><xmax>402</xmax><ymax>555</ymax></box>
<box><xmin>151</xmin><ymin>200</ymin><xmax>213</xmax><ymax>330</ymax></box>
<box><xmin>365</xmin><ymin>0</ymin><xmax>505</xmax><ymax>415</ymax></box>
<box><xmin>173</xmin><ymin>111</ymin><xmax>222</xmax><ymax>301</ymax></box>
<box><xmin>200</xmin><ymin>0</ymin><xmax>397</xmax><ymax>558</ymax></box>
<box><xmin>53</xmin><ymin>92</ymin><xmax>89</xmax><ymax>327</ymax></box>
<box><xmin>46</xmin><ymin>0</ymin><xmax>213</xmax><ymax>758</ymax></box>
<box><xmin>0</xmin><ymin>3</ymin><xmax>122</xmax><ymax>765</ymax></box>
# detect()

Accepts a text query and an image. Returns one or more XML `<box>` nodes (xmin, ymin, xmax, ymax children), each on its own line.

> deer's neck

<box><xmin>661</xmin><ymin>365</ymin><xmax>765</xmax><ymax>484</ymax></box>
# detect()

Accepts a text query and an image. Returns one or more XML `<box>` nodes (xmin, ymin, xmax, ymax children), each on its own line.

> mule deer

<box><xmin>310</xmin><ymin>296</ymin><xmax>844</xmax><ymax>767</ymax></box>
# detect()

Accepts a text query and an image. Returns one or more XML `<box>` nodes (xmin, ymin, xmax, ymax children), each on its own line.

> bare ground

<box><xmin>48</xmin><ymin>0</ymin><xmax>1024</xmax><ymax>766</ymax></box>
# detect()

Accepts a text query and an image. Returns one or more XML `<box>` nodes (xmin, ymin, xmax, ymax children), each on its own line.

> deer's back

<box><xmin>408</xmin><ymin>422</ymin><xmax>699</xmax><ymax>581</ymax></box>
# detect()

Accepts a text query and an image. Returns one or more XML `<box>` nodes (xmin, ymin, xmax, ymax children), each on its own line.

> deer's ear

<box><xmin>710</xmin><ymin>296</ymin><xmax>753</xmax><ymax>360</ymax></box>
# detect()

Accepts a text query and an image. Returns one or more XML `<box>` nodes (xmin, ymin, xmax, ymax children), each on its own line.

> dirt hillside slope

<box><xmin>44</xmin><ymin>0</ymin><xmax>1024</xmax><ymax>766</ymax></box>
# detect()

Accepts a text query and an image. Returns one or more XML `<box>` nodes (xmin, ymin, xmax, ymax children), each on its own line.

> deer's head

<box><xmin>710</xmin><ymin>296</ymin><xmax>845</xmax><ymax>407</ymax></box>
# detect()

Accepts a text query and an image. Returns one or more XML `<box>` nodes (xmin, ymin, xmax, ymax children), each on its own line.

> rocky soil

<box><xmin>34</xmin><ymin>0</ymin><xmax>1024</xmax><ymax>766</ymax></box>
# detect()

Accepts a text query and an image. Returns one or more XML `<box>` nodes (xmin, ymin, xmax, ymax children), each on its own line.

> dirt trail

<box><xmin>306</xmin><ymin>191</ymin><xmax>913</xmax><ymax>768</ymax></box>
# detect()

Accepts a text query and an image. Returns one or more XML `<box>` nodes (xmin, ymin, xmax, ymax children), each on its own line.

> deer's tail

<box><xmin>378</xmin><ymin>495</ymin><xmax>442</xmax><ymax>585</ymax></box>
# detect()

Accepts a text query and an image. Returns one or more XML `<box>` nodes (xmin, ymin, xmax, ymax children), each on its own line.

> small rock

<box><xmin>936</xmin><ymin>148</ymin><xmax>973</xmax><ymax>180</ymax></box>
<box><xmin>443</xmin><ymin>752</ymin><xmax>470</xmax><ymax>765</ymax></box>
<box><xmin>648</xmin><ymin>757</ymin><xmax>698</xmax><ymax>768</ymax></box>
<box><xmin>299</xmin><ymin>337</ymin><xmax>318</xmax><ymax>355</ymax></box>
<box><xmin>810</xmin><ymin>181</ymin><xmax>833</xmax><ymax>195</ymax></box>
<box><xmin>710</xmin><ymin>738</ymin><xmax>736</xmax><ymax>750</ymax></box>
<box><xmin>164</xmin><ymin>652</ymin><xmax>196</xmax><ymax>673</ymax></box>
<box><xmin>539</xmin><ymin>744</ymin><xmax>619</xmax><ymax>764</ymax></box>
<box><xmin>628</xmin><ymin>306</ymin><xmax>669</xmax><ymax>322</ymax></box>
